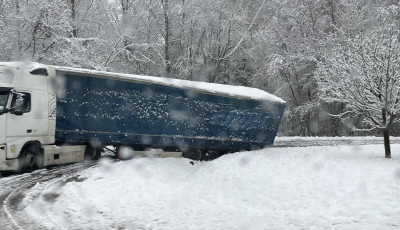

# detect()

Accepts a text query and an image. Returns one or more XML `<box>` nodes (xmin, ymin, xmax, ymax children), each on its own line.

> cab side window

<box><xmin>11</xmin><ymin>93</ymin><xmax>31</xmax><ymax>114</ymax></box>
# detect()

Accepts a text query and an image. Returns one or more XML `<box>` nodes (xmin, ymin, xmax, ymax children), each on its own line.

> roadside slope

<box><xmin>35</xmin><ymin>144</ymin><xmax>400</xmax><ymax>230</ymax></box>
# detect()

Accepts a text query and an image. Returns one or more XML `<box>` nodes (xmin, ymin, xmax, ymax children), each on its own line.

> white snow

<box><xmin>0</xmin><ymin>61</ymin><xmax>48</xmax><ymax>72</ymax></box>
<box><xmin>54</xmin><ymin>65</ymin><xmax>285</xmax><ymax>103</ymax></box>
<box><xmin>0</xmin><ymin>61</ymin><xmax>285</xmax><ymax>103</ymax></box>
<box><xmin>275</xmin><ymin>136</ymin><xmax>400</xmax><ymax>141</ymax></box>
<box><xmin>34</xmin><ymin>143</ymin><xmax>400</xmax><ymax>229</ymax></box>
<box><xmin>0</xmin><ymin>61</ymin><xmax>285</xmax><ymax>102</ymax></box>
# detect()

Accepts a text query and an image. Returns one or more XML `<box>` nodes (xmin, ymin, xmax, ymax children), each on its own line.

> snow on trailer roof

<box><xmin>54</xmin><ymin>66</ymin><xmax>285</xmax><ymax>103</ymax></box>
<box><xmin>0</xmin><ymin>61</ymin><xmax>284</xmax><ymax>103</ymax></box>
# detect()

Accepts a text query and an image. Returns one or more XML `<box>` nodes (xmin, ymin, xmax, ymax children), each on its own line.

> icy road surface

<box><xmin>0</xmin><ymin>140</ymin><xmax>400</xmax><ymax>229</ymax></box>
<box><xmin>0</xmin><ymin>161</ymin><xmax>103</xmax><ymax>230</ymax></box>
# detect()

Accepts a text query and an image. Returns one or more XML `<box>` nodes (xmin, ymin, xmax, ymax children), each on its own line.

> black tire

<box><xmin>18</xmin><ymin>146</ymin><xmax>38</xmax><ymax>172</ymax></box>
<box><xmin>204</xmin><ymin>149</ymin><xmax>222</xmax><ymax>160</ymax></box>
<box><xmin>84</xmin><ymin>145</ymin><xmax>101</xmax><ymax>161</ymax></box>
<box><xmin>35</xmin><ymin>151</ymin><xmax>45</xmax><ymax>169</ymax></box>
<box><xmin>182</xmin><ymin>148</ymin><xmax>204</xmax><ymax>161</ymax></box>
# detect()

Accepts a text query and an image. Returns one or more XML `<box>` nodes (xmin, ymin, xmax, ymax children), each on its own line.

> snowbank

<box><xmin>275</xmin><ymin>136</ymin><xmax>400</xmax><ymax>141</ymax></box>
<box><xmin>36</xmin><ymin>144</ymin><xmax>400</xmax><ymax>229</ymax></box>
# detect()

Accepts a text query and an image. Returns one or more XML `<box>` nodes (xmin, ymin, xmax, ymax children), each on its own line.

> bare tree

<box><xmin>317</xmin><ymin>6</ymin><xmax>400</xmax><ymax>158</ymax></box>
<box><xmin>1</xmin><ymin>0</ymin><xmax>398</xmax><ymax>139</ymax></box>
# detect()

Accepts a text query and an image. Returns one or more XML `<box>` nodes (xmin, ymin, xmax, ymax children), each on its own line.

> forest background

<box><xmin>1</xmin><ymin>0</ymin><xmax>400</xmax><ymax>137</ymax></box>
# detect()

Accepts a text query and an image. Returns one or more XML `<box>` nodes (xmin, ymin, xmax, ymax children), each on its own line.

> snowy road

<box><xmin>0</xmin><ymin>162</ymin><xmax>100</xmax><ymax>230</ymax></box>
<box><xmin>0</xmin><ymin>138</ymin><xmax>399</xmax><ymax>230</ymax></box>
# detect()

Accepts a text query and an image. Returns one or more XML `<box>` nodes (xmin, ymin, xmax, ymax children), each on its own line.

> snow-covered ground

<box><xmin>274</xmin><ymin>136</ymin><xmax>400</xmax><ymax>147</ymax></box>
<box><xmin>275</xmin><ymin>136</ymin><xmax>400</xmax><ymax>142</ymax></box>
<box><xmin>32</xmin><ymin>144</ymin><xmax>400</xmax><ymax>230</ymax></box>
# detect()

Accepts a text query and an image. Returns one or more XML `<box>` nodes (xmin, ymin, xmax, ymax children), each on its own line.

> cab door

<box><xmin>6</xmin><ymin>90</ymin><xmax>49</xmax><ymax>149</ymax></box>
<box><xmin>0</xmin><ymin>89</ymin><xmax>10</xmax><ymax>145</ymax></box>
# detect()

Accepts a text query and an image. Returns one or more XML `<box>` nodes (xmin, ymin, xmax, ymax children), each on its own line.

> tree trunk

<box><xmin>383</xmin><ymin>129</ymin><xmax>391</xmax><ymax>158</ymax></box>
<box><xmin>163</xmin><ymin>0</ymin><xmax>171</xmax><ymax>77</ymax></box>
<box><xmin>71</xmin><ymin>0</ymin><xmax>78</xmax><ymax>37</ymax></box>
<box><xmin>15</xmin><ymin>0</ymin><xmax>22</xmax><ymax>59</ymax></box>
<box><xmin>122</xmin><ymin>0</ymin><xmax>130</xmax><ymax>59</ymax></box>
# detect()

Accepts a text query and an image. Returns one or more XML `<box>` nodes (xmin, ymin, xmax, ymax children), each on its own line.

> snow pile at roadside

<box><xmin>38</xmin><ymin>145</ymin><xmax>400</xmax><ymax>229</ymax></box>
<box><xmin>275</xmin><ymin>136</ymin><xmax>400</xmax><ymax>141</ymax></box>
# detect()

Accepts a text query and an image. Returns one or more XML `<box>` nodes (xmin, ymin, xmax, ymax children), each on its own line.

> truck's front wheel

<box><xmin>18</xmin><ymin>149</ymin><xmax>37</xmax><ymax>172</ymax></box>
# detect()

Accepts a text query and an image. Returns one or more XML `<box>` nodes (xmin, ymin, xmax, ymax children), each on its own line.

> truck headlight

<box><xmin>10</xmin><ymin>145</ymin><xmax>16</xmax><ymax>153</ymax></box>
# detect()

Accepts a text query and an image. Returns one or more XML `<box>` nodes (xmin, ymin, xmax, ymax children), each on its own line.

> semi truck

<box><xmin>0</xmin><ymin>62</ymin><xmax>285</xmax><ymax>172</ymax></box>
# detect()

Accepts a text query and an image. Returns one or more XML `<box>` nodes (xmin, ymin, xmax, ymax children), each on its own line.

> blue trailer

<box><xmin>54</xmin><ymin>67</ymin><xmax>286</xmax><ymax>160</ymax></box>
<box><xmin>0</xmin><ymin>62</ymin><xmax>285</xmax><ymax>171</ymax></box>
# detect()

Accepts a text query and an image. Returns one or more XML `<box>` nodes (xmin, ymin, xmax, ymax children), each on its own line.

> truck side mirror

<box><xmin>13</xmin><ymin>110</ymin><xmax>23</xmax><ymax>116</ymax></box>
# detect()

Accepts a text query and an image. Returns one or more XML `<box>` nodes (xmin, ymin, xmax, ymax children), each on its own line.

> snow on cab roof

<box><xmin>55</xmin><ymin>66</ymin><xmax>285</xmax><ymax>103</ymax></box>
<box><xmin>0</xmin><ymin>61</ymin><xmax>48</xmax><ymax>71</ymax></box>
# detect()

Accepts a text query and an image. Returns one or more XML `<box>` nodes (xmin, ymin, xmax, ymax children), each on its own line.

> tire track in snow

<box><xmin>0</xmin><ymin>140</ymin><xmax>397</xmax><ymax>229</ymax></box>
<box><xmin>0</xmin><ymin>162</ymin><xmax>99</xmax><ymax>230</ymax></box>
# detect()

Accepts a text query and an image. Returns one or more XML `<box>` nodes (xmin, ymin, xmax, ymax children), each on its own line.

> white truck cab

<box><xmin>0</xmin><ymin>62</ymin><xmax>85</xmax><ymax>171</ymax></box>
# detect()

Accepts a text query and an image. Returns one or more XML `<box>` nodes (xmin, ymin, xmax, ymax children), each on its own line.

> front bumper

<box><xmin>0</xmin><ymin>144</ymin><xmax>18</xmax><ymax>171</ymax></box>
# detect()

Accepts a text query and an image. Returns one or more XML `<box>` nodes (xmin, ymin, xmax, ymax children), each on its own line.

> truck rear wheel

<box><xmin>84</xmin><ymin>145</ymin><xmax>101</xmax><ymax>160</ymax></box>
<box><xmin>182</xmin><ymin>148</ymin><xmax>204</xmax><ymax>161</ymax></box>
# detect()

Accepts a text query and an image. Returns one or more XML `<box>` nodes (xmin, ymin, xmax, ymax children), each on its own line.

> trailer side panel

<box><xmin>55</xmin><ymin>72</ymin><xmax>285</xmax><ymax>151</ymax></box>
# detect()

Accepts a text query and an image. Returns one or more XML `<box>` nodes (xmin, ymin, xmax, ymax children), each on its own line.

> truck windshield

<box><xmin>0</xmin><ymin>88</ymin><xmax>10</xmax><ymax>114</ymax></box>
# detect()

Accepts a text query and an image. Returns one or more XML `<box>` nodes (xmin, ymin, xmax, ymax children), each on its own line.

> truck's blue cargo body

<box><xmin>55</xmin><ymin>71</ymin><xmax>285</xmax><ymax>151</ymax></box>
